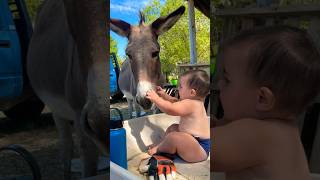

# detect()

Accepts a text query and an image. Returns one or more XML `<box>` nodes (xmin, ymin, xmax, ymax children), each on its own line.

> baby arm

<box><xmin>156</xmin><ymin>86</ymin><xmax>178</xmax><ymax>103</ymax></box>
<box><xmin>146</xmin><ymin>90</ymin><xmax>191</xmax><ymax>116</ymax></box>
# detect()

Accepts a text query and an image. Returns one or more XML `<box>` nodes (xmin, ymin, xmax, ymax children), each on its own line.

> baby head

<box><xmin>179</xmin><ymin>69</ymin><xmax>210</xmax><ymax>100</ymax></box>
<box><xmin>218</xmin><ymin>26</ymin><xmax>320</xmax><ymax>121</ymax></box>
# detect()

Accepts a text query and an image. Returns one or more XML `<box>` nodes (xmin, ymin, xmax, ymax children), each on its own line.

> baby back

<box><xmin>179</xmin><ymin>100</ymin><xmax>210</xmax><ymax>139</ymax></box>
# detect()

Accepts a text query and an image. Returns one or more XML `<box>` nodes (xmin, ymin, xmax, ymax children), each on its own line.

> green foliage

<box><xmin>143</xmin><ymin>0</ymin><xmax>161</xmax><ymax>23</ymax></box>
<box><xmin>110</xmin><ymin>36</ymin><xmax>121</xmax><ymax>61</ymax></box>
<box><xmin>142</xmin><ymin>0</ymin><xmax>210</xmax><ymax>75</ymax></box>
<box><xmin>110</xmin><ymin>36</ymin><xmax>118</xmax><ymax>54</ymax></box>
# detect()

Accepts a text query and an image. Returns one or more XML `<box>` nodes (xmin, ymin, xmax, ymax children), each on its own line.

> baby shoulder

<box><xmin>178</xmin><ymin>99</ymin><xmax>197</xmax><ymax>105</ymax></box>
<box><xmin>219</xmin><ymin>118</ymin><xmax>297</xmax><ymax>144</ymax></box>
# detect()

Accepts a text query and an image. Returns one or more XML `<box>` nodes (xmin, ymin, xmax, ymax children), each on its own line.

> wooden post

<box><xmin>188</xmin><ymin>0</ymin><xmax>197</xmax><ymax>64</ymax></box>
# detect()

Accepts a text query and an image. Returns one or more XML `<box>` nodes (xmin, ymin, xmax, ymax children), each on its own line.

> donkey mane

<box><xmin>139</xmin><ymin>11</ymin><xmax>145</xmax><ymax>25</ymax></box>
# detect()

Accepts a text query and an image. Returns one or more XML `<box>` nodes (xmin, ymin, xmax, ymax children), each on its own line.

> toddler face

<box><xmin>218</xmin><ymin>47</ymin><xmax>258</xmax><ymax>121</ymax></box>
<box><xmin>178</xmin><ymin>76</ymin><xmax>193</xmax><ymax>100</ymax></box>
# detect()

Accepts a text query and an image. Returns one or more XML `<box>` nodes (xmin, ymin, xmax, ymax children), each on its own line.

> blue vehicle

<box><xmin>110</xmin><ymin>52</ymin><xmax>123</xmax><ymax>100</ymax></box>
<box><xmin>0</xmin><ymin>0</ymin><xmax>44</xmax><ymax>120</ymax></box>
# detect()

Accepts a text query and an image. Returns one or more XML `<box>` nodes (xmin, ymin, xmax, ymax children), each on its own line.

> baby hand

<box><xmin>146</xmin><ymin>90</ymin><xmax>160</xmax><ymax>102</ymax></box>
<box><xmin>155</xmin><ymin>86</ymin><xmax>165</xmax><ymax>97</ymax></box>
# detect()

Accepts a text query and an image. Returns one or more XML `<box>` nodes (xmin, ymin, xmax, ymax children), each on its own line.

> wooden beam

<box><xmin>177</xmin><ymin>63</ymin><xmax>209</xmax><ymax>67</ymax></box>
<box><xmin>215</xmin><ymin>4</ymin><xmax>320</xmax><ymax>17</ymax></box>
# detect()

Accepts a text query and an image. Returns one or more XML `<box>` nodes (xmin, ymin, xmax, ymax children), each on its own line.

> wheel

<box><xmin>0</xmin><ymin>144</ymin><xmax>41</xmax><ymax>180</ymax></box>
<box><xmin>3</xmin><ymin>95</ymin><xmax>44</xmax><ymax>121</ymax></box>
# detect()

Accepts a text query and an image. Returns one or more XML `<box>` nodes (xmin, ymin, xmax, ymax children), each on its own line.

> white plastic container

<box><xmin>110</xmin><ymin>161</ymin><xmax>140</xmax><ymax>180</ymax></box>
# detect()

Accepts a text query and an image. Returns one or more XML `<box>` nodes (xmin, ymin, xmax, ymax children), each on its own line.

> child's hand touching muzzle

<box><xmin>146</xmin><ymin>90</ymin><xmax>160</xmax><ymax>102</ymax></box>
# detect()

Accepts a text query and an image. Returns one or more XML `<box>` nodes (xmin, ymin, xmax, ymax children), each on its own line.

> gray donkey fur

<box><xmin>27</xmin><ymin>0</ymin><xmax>108</xmax><ymax>179</ymax></box>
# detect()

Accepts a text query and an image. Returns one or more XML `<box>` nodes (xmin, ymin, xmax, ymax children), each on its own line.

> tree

<box><xmin>110</xmin><ymin>36</ymin><xmax>118</xmax><ymax>54</ymax></box>
<box><xmin>142</xmin><ymin>0</ymin><xmax>210</xmax><ymax>76</ymax></box>
<box><xmin>110</xmin><ymin>35</ymin><xmax>123</xmax><ymax>66</ymax></box>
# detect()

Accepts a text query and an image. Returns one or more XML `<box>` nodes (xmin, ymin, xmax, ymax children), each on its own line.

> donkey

<box><xmin>27</xmin><ymin>0</ymin><xmax>107</xmax><ymax>179</ymax></box>
<box><xmin>111</xmin><ymin>6</ymin><xmax>185</xmax><ymax>117</ymax></box>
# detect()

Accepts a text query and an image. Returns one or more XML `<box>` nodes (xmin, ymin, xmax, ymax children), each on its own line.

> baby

<box><xmin>146</xmin><ymin>69</ymin><xmax>210</xmax><ymax>162</ymax></box>
<box><xmin>212</xmin><ymin>26</ymin><xmax>320</xmax><ymax>179</ymax></box>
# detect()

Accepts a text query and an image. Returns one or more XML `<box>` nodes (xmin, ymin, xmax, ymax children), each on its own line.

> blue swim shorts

<box><xmin>194</xmin><ymin>137</ymin><xmax>210</xmax><ymax>156</ymax></box>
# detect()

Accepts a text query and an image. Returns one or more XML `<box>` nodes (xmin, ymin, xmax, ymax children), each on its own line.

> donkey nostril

<box><xmin>145</xmin><ymin>99</ymin><xmax>152</xmax><ymax>107</ymax></box>
<box><xmin>143</xmin><ymin>99</ymin><xmax>152</xmax><ymax>109</ymax></box>
<box><xmin>136</xmin><ymin>97</ymin><xmax>152</xmax><ymax>110</ymax></box>
<box><xmin>143</xmin><ymin>99</ymin><xmax>152</xmax><ymax>110</ymax></box>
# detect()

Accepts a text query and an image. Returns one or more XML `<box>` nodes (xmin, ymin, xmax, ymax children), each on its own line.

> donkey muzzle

<box><xmin>136</xmin><ymin>81</ymin><xmax>154</xmax><ymax>110</ymax></box>
<box><xmin>136</xmin><ymin>96</ymin><xmax>153</xmax><ymax>110</ymax></box>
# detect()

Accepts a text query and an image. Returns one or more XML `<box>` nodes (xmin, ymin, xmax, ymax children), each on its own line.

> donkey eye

<box><xmin>126</xmin><ymin>53</ymin><xmax>132</xmax><ymax>59</ymax></box>
<box><xmin>152</xmin><ymin>51</ymin><xmax>159</xmax><ymax>58</ymax></box>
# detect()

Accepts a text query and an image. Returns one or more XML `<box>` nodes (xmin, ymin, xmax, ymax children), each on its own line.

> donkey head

<box><xmin>111</xmin><ymin>6</ymin><xmax>185</xmax><ymax>110</ymax></box>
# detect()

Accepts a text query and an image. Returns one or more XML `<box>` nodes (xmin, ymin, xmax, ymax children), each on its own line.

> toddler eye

<box><xmin>126</xmin><ymin>53</ymin><xmax>132</xmax><ymax>59</ymax></box>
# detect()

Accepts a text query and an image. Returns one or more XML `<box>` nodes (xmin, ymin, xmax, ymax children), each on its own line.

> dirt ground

<box><xmin>0</xmin><ymin>103</ymin><xmax>112</xmax><ymax>180</ymax></box>
<box><xmin>0</xmin><ymin>107</ymin><xmax>84</xmax><ymax>180</ymax></box>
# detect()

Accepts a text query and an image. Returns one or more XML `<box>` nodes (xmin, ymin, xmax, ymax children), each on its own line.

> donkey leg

<box><xmin>134</xmin><ymin>100</ymin><xmax>141</xmax><ymax>117</ymax></box>
<box><xmin>53</xmin><ymin>114</ymin><xmax>73</xmax><ymax>180</ymax></box>
<box><xmin>152</xmin><ymin>106</ymin><xmax>160</xmax><ymax>114</ymax></box>
<box><xmin>74</xmin><ymin>116</ymin><xmax>98</xmax><ymax>177</ymax></box>
<box><xmin>127</xmin><ymin>98</ymin><xmax>133</xmax><ymax>119</ymax></box>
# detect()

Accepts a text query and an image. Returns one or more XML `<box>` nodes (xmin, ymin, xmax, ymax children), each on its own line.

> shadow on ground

<box><xmin>0</xmin><ymin>112</ymin><xmax>55</xmax><ymax>136</ymax></box>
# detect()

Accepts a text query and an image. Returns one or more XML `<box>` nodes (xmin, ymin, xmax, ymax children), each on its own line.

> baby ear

<box><xmin>256</xmin><ymin>87</ymin><xmax>275</xmax><ymax>112</ymax></box>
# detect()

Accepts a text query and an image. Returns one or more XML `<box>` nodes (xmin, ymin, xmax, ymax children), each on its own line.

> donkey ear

<box><xmin>110</xmin><ymin>19</ymin><xmax>131</xmax><ymax>37</ymax></box>
<box><xmin>151</xmin><ymin>6</ymin><xmax>185</xmax><ymax>36</ymax></box>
